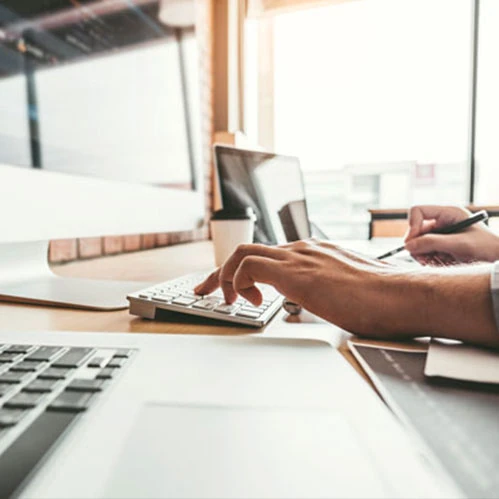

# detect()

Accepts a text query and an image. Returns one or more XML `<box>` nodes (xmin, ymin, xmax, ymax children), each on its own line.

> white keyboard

<box><xmin>127</xmin><ymin>272</ymin><xmax>283</xmax><ymax>327</ymax></box>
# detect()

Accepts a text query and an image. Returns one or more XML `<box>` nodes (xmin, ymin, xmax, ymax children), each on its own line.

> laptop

<box><xmin>213</xmin><ymin>144</ymin><xmax>312</xmax><ymax>245</ymax></box>
<box><xmin>0</xmin><ymin>328</ymin><xmax>458</xmax><ymax>498</ymax></box>
<box><xmin>213</xmin><ymin>145</ymin><xmax>372</xmax><ymax>247</ymax></box>
<box><xmin>212</xmin><ymin>145</ymin><xmax>412</xmax><ymax>261</ymax></box>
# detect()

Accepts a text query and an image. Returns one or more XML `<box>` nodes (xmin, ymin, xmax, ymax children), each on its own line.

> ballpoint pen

<box><xmin>377</xmin><ymin>210</ymin><xmax>489</xmax><ymax>260</ymax></box>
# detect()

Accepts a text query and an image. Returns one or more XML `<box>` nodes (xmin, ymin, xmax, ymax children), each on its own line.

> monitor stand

<box><xmin>0</xmin><ymin>241</ymin><xmax>151</xmax><ymax>311</ymax></box>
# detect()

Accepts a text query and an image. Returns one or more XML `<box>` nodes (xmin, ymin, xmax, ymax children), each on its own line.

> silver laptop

<box><xmin>0</xmin><ymin>328</ymin><xmax>460</xmax><ymax>498</ymax></box>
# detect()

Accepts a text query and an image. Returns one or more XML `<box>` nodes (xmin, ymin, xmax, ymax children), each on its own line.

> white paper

<box><xmin>425</xmin><ymin>341</ymin><xmax>499</xmax><ymax>384</ymax></box>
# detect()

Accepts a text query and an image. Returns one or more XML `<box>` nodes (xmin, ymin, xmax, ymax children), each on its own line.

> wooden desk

<box><xmin>0</xmin><ymin>241</ymin><xmax>402</xmax><ymax>384</ymax></box>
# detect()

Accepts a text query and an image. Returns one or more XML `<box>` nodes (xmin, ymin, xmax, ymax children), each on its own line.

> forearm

<box><xmin>381</xmin><ymin>265</ymin><xmax>499</xmax><ymax>347</ymax></box>
<box><xmin>480</xmin><ymin>232</ymin><xmax>499</xmax><ymax>262</ymax></box>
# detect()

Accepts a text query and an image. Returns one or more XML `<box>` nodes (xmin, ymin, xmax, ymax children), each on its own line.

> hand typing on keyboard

<box><xmin>195</xmin><ymin>239</ymin><xmax>480</xmax><ymax>341</ymax></box>
<box><xmin>194</xmin><ymin>240</ymin><xmax>403</xmax><ymax>335</ymax></box>
<box><xmin>129</xmin><ymin>270</ymin><xmax>282</xmax><ymax>326</ymax></box>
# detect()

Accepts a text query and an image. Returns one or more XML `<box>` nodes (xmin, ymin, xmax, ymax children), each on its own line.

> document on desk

<box><xmin>332</xmin><ymin>239</ymin><xmax>421</xmax><ymax>268</ymax></box>
<box><xmin>425</xmin><ymin>341</ymin><xmax>499</xmax><ymax>384</ymax></box>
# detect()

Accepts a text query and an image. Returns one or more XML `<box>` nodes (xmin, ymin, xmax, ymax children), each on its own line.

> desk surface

<box><xmin>0</xmin><ymin>240</ymin><xmax>405</xmax><ymax>384</ymax></box>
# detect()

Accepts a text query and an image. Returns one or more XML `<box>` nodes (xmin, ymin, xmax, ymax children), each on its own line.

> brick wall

<box><xmin>49</xmin><ymin>0</ymin><xmax>214</xmax><ymax>264</ymax></box>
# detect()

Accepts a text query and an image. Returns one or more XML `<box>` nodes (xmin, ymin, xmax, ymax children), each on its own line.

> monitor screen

<box><xmin>0</xmin><ymin>1</ymin><xmax>201</xmax><ymax>189</ymax></box>
<box><xmin>215</xmin><ymin>146</ymin><xmax>311</xmax><ymax>245</ymax></box>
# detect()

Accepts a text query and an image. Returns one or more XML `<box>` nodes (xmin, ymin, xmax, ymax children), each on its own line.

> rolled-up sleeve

<box><xmin>490</xmin><ymin>261</ymin><xmax>499</xmax><ymax>332</ymax></box>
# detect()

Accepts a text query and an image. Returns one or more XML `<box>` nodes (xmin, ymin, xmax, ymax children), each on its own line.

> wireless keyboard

<box><xmin>127</xmin><ymin>271</ymin><xmax>283</xmax><ymax>327</ymax></box>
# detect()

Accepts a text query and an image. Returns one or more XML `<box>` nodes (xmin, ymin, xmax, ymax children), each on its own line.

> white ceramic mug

<box><xmin>210</xmin><ymin>208</ymin><xmax>256</xmax><ymax>267</ymax></box>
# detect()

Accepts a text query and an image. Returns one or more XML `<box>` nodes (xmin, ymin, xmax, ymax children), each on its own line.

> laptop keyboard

<box><xmin>128</xmin><ymin>271</ymin><xmax>283</xmax><ymax>327</ymax></box>
<box><xmin>0</xmin><ymin>343</ymin><xmax>135</xmax><ymax>498</ymax></box>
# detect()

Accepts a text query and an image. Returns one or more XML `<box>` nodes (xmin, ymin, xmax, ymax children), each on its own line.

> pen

<box><xmin>377</xmin><ymin>210</ymin><xmax>489</xmax><ymax>260</ymax></box>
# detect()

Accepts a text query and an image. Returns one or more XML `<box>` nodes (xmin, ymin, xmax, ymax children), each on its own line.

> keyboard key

<box><xmin>241</xmin><ymin>306</ymin><xmax>265</xmax><ymax>314</ymax></box>
<box><xmin>214</xmin><ymin>304</ymin><xmax>240</xmax><ymax>314</ymax></box>
<box><xmin>52</xmin><ymin>348</ymin><xmax>93</xmax><ymax>368</ymax></box>
<box><xmin>0</xmin><ymin>411</ymin><xmax>77</xmax><ymax>498</ymax></box>
<box><xmin>0</xmin><ymin>372</ymin><xmax>29</xmax><ymax>384</ymax></box>
<box><xmin>0</xmin><ymin>409</ymin><xmax>27</xmax><ymax>427</ymax></box>
<box><xmin>152</xmin><ymin>296</ymin><xmax>170</xmax><ymax>303</ymax></box>
<box><xmin>0</xmin><ymin>353</ymin><xmax>23</xmax><ymax>363</ymax></box>
<box><xmin>48</xmin><ymin>391</ymin><xmax>93</xmax><ymax>413</ymax></box>
<box><xmin>181</xmin><ymin>292</ymin><xmax>199</xmax><ymax>299</ymax></box>
<box><xmin>10</xmin><ymin>361</ymin><xmax>45</xmax><ymax>372</ymax></box>
<box><xmin>66</xmin><ymin>379</ymin><xmax>107</xmax><ymax>393</ymax></box>
<box><xmin>235</xmin><ymin>310</ymin><xmax>261</xmax><ymax>319</ymax></box>
<box><xmin>172</xmin><ymin>297</ymin><xmax>197</xmax><ymax>306</ymax></box>
<box><xmin>205</xmin><ymin>296</ymin><xmax>222</xmax><ymax>303</ymax></box>
<box><xmin>5</xmin><ymin>392</ymin><xmax>44</xmax><ymax>409</ymax></box>
<box><xmin>0</xmin><ymin>384</ymin><xmax>16</xmax><ymax>398</ymax></box>
<box><xmin>87</xmin><ymin>356</ymin><xmax>106</xmax><ymax>368</ymax></box>
<box><xmin>261</xmin><ymin>287</ymin><xmax>276</xmax><ymax>295</ymax></box>
<box><xmin>96</xmin><ymin>368</ymin><xmax>116</xmax><ymax>380</ymax></box>
<box><xmin>25</xmin><ymin>347</ymin><xmax>63</xmax><ymax>362</ymax></box>
<box><xmin>38</xmin><ymin>368</ymin><xmax>73</xmax><ymax>380</ymax></box>
<box><xmin>23</xmin><ymin>379</ymin><xmax>60</xmax><ymax>393</ymax></box>
<box><xmin>113</xmin><ymin>349</ymin><xmax>132</xmax><ymax>359</ymax></box>
<box><xmin>3</xmin><ymin>345</ymin><xmax>33</xmax><ymax>354</ymax></box>
<box><xmin>106</xmin><ymin>358</ymin><xmax>126</xmax><ymax>368</ymax></box>
<box><xmin>193</xmin><ymin>299</ymin><xmax>218</xmax><ymax>310</ymax></box>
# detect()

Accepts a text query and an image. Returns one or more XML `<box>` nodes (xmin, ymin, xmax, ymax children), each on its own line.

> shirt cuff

<box><xmin>490</xmin><ymin>261</ymin><xmax>499</xmax><ymax>333</ymax></box>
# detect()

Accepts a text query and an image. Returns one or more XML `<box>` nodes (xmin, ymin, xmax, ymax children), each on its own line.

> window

<box><xmin>246</xmin><ymin>0</ymin><xmax>473</xmax><ymax>238</ymax></box>
<box><xmin>474</xmin><ymin>0</ymin><xmax>499</xmax><ymax>205</ymax></box>
<box><xmin>36</xmin><ymin>37</ymin><xmax>196</xmax><ymax>186</ymax></box>
<box><xmin>0</xmin><ymin>3</ymin><xmax>201</xmax><ymax>190</ymax></box>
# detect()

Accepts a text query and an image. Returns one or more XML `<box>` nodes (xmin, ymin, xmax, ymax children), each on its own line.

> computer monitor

<box><xmin>0</xmin><ymin>1</ymin><xmax>205</xmax><ymax>310</ymax></box>
<box><xmin>214</xmin><ymin>145</ymin><xmax>311</xmax><ymax>245</ymax></box>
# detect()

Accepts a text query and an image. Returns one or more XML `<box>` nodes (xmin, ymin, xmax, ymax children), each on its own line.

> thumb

<box><xmin>405</xmin><ymin>234</ymin><xmax>458</xmax><ymax>257</ymax></box>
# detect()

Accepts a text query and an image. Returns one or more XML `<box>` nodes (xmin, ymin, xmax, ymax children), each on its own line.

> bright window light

<box><xmin>250</xmin><ymin>0</ymin><xmax>473</xmax><ymax>238</ymax></box>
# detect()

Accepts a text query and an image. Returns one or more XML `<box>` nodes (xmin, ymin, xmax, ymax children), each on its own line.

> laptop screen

<box><xmin>214</xmin><ymin>145</ymin><xmax>311</xmax><ymax>245</ymax></box>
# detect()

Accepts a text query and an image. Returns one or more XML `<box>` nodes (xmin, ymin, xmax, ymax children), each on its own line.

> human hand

<box><xmin>194</xmin><ymin>240</ymin><xmax>418</xmax><ymax>337</ymax></box>
<box><xmin>404</xmin><ymin>205</ymin><xmax>499</xmax><ymax>264</ymax></box>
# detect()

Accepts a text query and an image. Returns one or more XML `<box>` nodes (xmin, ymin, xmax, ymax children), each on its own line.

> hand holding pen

<box><xmin>378</xmin><ymin>209</ymin><xmax>489</xmax><ymax>261</ymax></box>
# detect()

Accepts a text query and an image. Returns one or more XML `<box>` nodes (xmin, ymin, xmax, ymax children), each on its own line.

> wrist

<box><xmin>416</xmin><ymin>269</ymin><xmax>498</xmax><ymax>346</ymax></box>
<box><xmin>352</xmin><ymin>265</ymin><xmax>499</xmax><ymax>347</ymax></box>
<box><xmin>369</xmin><ymin>269</ymin><xmax>494</xmax><ymax>341</ymax></box>
<box><xmin>368</xmin><ymin>271</ymin><xmax>432</xmax><ymax>338</ymax></box>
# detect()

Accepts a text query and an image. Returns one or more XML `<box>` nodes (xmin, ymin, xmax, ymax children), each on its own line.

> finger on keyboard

<box><xmin>194</xmin><ymin>269</ymin><xmax>220</xmax><ymax>295</ymax></box>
